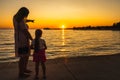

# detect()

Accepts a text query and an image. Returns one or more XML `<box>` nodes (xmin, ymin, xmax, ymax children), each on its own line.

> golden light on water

<box><xmin>61</xmin><ymin>29</ymin><xmax>68</xmax><ymax>58</ymax></box>
<box><xmin>62</xmin><ymin>29</ymin><xmax>65</xmax><ymax>46</ymax></box>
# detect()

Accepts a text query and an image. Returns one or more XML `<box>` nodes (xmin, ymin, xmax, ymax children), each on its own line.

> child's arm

<box><xmin>44</xmin><ymin>40</ymin><xmax>47</xmax><ymax>50</ymax></box>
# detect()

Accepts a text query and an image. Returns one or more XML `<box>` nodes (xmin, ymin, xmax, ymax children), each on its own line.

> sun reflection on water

<box><xmin>62</xmin><ymin>29</ymin><xmax>65</xmax><ymax>46</ymax></box>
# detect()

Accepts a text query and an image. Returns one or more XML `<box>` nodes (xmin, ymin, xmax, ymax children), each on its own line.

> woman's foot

<box><xmin>24</xmin><ymin>69</ymin><xmax>32</xmax><ymax>73</ymax></box>
<box><xmin>34</xmin><ymin>76</ymin><xmax>39</xmax><ymax>80</ymax></box>
<box><xmin>19</xmin><ymin>73</ymin><xmax>30</xmax><ymax>79</ymax></box>
<box><xmin>43</xmin><ymin>76</ymin><xmax>46</xmax><ymax>80</ymax></box>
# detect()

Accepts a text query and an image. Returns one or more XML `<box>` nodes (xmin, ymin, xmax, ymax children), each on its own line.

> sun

<box><xmin>61</xmin><ymin>25</ymin><xmax>65</xmax><ymax>29</ymax></box>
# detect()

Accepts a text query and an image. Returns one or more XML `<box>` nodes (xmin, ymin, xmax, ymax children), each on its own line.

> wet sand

<box><xmin>0</xmin><ymin>53</ymin><xmax>120</xmax><ymax>80</ymax></box>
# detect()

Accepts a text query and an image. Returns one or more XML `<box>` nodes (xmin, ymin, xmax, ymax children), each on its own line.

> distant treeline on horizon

<box><xmin>44</xmin><ymin>22</ymin><xmax>120</xmax><ymax>30</ymax></box>
<box><xmin>0</xmin><ymin>22</ymin><xmax>120</xmax><ymax>30</ymax></box>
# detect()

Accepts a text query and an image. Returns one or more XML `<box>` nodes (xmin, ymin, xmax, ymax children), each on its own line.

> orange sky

<box><xmin>0</xmin><ymin>0</ymin><xmax>120</xmax><ymax>28</ymax></box>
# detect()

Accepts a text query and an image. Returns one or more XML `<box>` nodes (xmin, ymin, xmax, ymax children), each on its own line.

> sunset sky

<box><xmin>0</xmin><ymin>0</ymin><xmax>120</xmax><ymax>28</ymax></box>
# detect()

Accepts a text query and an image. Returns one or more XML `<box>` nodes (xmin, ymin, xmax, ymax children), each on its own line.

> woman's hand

<box><xmin>26</xmin><ymin>19</ymin><xmax>34</xmax><ymax>23</ymax></box>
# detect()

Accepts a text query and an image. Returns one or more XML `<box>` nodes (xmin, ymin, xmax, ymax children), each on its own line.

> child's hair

<box><xmin>34</xmin><ymin>29</ymin><xmax>42</xmax><ymax>52</ymax></box>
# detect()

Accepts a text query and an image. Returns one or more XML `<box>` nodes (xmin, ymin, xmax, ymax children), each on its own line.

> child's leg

<box><xmin>35</xmin><ymin>62</ymin><xmax>39</xmax><ymax>77</ymax></box>
<box><xmin>41</xmin><ymin>62</ymin><xmax>46</xmax><ymax>77</ymax></box>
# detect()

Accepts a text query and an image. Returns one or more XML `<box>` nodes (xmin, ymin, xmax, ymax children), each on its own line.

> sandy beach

<box><xmin>0</xmin><ymin>53</ymin><xmax>120</xmax><ymax>80</ymax></box>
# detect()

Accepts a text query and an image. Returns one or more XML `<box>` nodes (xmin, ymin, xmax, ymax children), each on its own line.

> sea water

<box><xmin>0</xmin><ymin>29</ymin><xmax>120</xmax><ymax>63</ymax></box>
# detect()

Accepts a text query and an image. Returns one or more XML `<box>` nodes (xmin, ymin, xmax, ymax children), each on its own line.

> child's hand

<box><xmin>30</xmin><ymin>41</ymin><xmax>34</xmax><ymax>49</ymax></box>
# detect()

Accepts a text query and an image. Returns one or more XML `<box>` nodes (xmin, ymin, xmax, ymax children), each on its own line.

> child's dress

<box><xmin>32</xmin><ymin>38</ymin><xmax>46</xmax><ymax>62</ymax></box>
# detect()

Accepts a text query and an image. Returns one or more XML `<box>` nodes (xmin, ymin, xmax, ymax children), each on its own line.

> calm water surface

<box><xmin>0</xmin><ymin>29</ymin><xmax>120</xmax><ymax>62</ymax></box>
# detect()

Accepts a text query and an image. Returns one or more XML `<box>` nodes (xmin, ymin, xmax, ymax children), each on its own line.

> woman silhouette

<box><xmin>13</xmin><ymin>7</ymin><xmax>33</xmax><ymax>78</ymax></box>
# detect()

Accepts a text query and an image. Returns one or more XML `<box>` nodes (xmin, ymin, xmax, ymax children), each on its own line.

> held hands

<box><xmin>30</xmin><ymin>41</ymin><xmax>34</xmax><ymax>49</ymax></box>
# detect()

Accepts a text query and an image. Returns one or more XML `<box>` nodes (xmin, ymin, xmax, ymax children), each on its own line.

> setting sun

<box><xmin>61</xmin><ymin>25</ymin><xmax>65</xmax><ymax>29</ymax></box>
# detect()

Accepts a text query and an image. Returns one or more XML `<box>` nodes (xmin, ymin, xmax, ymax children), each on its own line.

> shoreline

<box><xmin>0</xmin><ymin>52</ymin><xmax>119</xmax><ymax>63</ymax></box>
